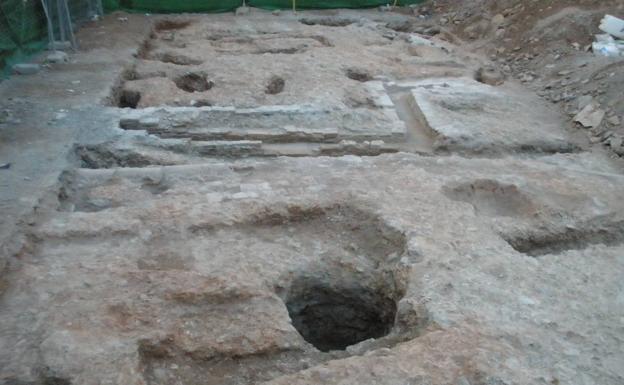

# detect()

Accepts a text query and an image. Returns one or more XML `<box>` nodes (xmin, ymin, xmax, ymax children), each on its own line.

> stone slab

<box><xmin>118</xmin><ymin>104</ymin><xmax>406</xmax><ymax>143</ymax></box>
<box><xmin>407</xmin><ymin>78</ymin><xmax>580</xmax><ymax>154</ymax></box>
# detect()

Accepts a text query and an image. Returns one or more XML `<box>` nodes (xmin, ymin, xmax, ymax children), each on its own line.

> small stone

<box><xmin>46</xmin><ymin>51</ymin><xmax>69</xmax><ymax>63</ymax></box>
<box><xmin>491</xmin><ymin>14</ymin><xmax>505</xmax><ymax>26</ymax></box>
<box><xmin>607</xmin><ymin>115</ymin><xmax>620</xmax><ymax>126</ymax></box>
<box><xmin>272</xmin><ymin>9</ymin><xmax>280</xmax><ymax>16</ymax></box>
<box><xmin>574</xmin><ymin>102</ymin><xmax>605</xmax><ymax>128</ymax></box>
<box><xmin>12</xmin><ymin>63</ymin><xmax>40</xmax><ymax>75</ymax></box>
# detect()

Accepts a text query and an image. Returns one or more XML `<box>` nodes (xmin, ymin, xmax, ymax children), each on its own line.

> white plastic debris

<box><xmin>593</xmin><ymin>19</ymin><xmax>624</xmax><ymax>57</ymax></box>
<box><xmin>599</xmin><ymin>15</ymin><xmax>624</xmax><ymax>39</ymax></box>
<box><xmin>593</xmin><ymin>42</ymin><xmax>622</xmax><ymax>57</ymax></box>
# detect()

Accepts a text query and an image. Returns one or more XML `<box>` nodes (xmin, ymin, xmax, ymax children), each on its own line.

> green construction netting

<box><xmin>250</xmin><ymin>0</ymin><xmax>421</xmax><ymax>10</ymax></box>
<box><xmin>103</xmin><ymin>0</ymin><xmax>242</xmax><ymax>13</ymax></box>
<box><xmin>0</xmin><ymin>0</ymin><xmax>48</xmax><ymax>77</ymax></box>
<box><xmin>103</xmin><ymin>0</ymin><xmax>423</xmax><ymax>13</ymax></box>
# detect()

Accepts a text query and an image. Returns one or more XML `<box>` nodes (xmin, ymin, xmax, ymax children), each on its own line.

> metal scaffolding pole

<box><xmin>39</xmin><ymin>0</ymin><xmax>56</xmax><ymax>50</ymax></box>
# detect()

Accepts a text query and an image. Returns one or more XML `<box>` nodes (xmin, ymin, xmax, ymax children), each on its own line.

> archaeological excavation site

<box><xmin>1</xmin><ymin>0</ymin><xmax>624</xmax><ymax>384</ymax></box>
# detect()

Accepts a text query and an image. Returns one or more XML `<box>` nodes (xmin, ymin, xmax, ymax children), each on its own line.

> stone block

<box><xmin>12</xmin><ymin>63</ymin><xmax>40</xmax><ymax>75</ymax></box>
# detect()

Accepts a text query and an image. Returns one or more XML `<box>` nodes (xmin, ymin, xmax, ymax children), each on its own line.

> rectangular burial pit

<box><xmin>109</xmin><ymin>16</ymin><xmax>412</xmax><ymax>152</ymax></box>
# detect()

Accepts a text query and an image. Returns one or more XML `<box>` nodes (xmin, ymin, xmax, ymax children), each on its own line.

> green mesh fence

<box><xmin>0</xmin><ymin>0</ymin><xmax>48</xmax><ymax>77</ymax></box>
<box><xmin>250</xmin><ymin>0</ymin><xmax>422</xmax><ymax>10</ymax></box>
<box><xmin>102</xmin><ymin>0</ymin><xmax>241</xmax><ymax>12</ymax></box>
<box><xmin>103</xmin><ymin>0</ymin><xmax>423</xmax><ymax>14</ymax></box>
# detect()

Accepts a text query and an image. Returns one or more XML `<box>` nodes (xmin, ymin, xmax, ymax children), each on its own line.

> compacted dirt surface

<box><xmin>1</xmin><ymin>4</ymin><xmax>624</xmax><ymax>385</ymax></box>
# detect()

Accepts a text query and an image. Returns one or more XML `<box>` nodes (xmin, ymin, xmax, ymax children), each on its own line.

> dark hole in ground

<box><xmin>265</xmin><ymin>76</ymin><xmax>285</xmax><ymax>95</ymax></box>
<box><xmin>345</xmin><ymin>67</ymin><xmax>373</xmax><ymax>82</ymax></box>
<box><xmin>286</xmin><ymin>278</ymin><xmax>397</xmax><ymax>352</ymax></box>
<box><xmin>174</xmin><ymin>72</ymin><xmax>214</xmax><ymax>93</ymax></box>
<box><xmin>299</xmin><ymin>17</ymin><xmax>355</xmax><ymax>27</ymax></box>
<box><xmin>119</xmin><ymin>89</ymin><xmax>141</xmax><ymax>108</ymax></box>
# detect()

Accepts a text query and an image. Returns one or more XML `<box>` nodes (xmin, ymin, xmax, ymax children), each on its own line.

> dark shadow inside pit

<box><xmin>345</xmin><ymin>67</ymin><xmax>373</xmax><ymax>82</ymax></box>
<box><xmin>265</xmin><ymin>75</ymin><xmax>285</xmax><ymax>94</ymax></box>
<box><xmin>174</xmin><ymin>72</ymin><xmax>213</xmax><ymax>92</ymax></box>
<box><xmin>286</xmin><ymin>277</ymin><xmax>397</xmax><ymax>352</ymax></box>
<box><xmin>119</xmin><ymin>89</ymin><xmax>141</xmax><ymax>108</ymax></box>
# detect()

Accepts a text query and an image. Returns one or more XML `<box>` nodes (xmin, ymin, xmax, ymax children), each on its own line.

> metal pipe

<box><xmin>61</xmin><ymin>0</ymin><xmax>77</xmax><ymax>49</ymax></box>
<box><xmin>40</xmin><ymin>0</ymin><xmax>56</xmax><ymax>50</ymax></box>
